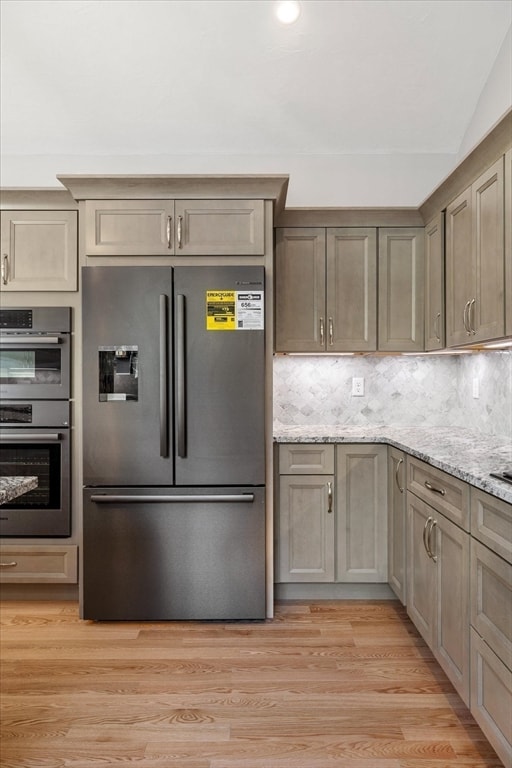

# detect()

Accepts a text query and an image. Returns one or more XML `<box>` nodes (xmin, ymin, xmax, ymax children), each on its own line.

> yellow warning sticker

<box><xmin>206</xmin><ymin>290</ymin><xmax>236</xmax><ymax>330</ymax></box>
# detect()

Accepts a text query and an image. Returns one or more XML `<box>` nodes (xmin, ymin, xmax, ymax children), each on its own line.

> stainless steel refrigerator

<box><xmin>80</xmin><ymin>265</ymin><xmax>266</xmax><ymax>620</ymax></box>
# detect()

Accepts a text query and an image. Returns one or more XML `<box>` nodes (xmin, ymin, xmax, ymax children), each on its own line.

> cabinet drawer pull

<box><xmin>328</xmin><ymin>317</ymin><xmax>333</xmax><ymax>346</ymax></box>
<box><xmin>177</xmin><ymin>215</ymin><xmax>183</xmax><ymax>249</ymax></box>
<box><xmin>166</xmin><ymin>216</ymin><xmax>172</xmax><ymax>249</ymax></box>
<box><xmin>0</xmin><ymin>561</ymin><xmax>18</xmax><ymax>568</ymax></box>
<box><xmin>1</xmin><ymin>254</ymin><xmax>8</xmax><ymax>285</ymax></box>
<box><xmin>327</xmin><ymin>481</ymin><xmax>333</xmax><ymax>513</ymax></box>
<box><xmin>395</xmin><ymin>458</ymin><xmax>404</xmax><ymax>493</ymax></box>
<box><xmin>319</xmin><ymin>317</ymin><xmax>324</xmax><ymax>346</ymax></box>
<box><xmin>424</xmin><ymin>480</ymin><xmax>445</xmax><ymax>496</ymax></box>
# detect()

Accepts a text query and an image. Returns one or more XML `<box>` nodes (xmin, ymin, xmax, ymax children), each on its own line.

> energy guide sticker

<box><xmin>206</xmin><ymin>290</ymin><xmax>264</xmax><ymax>330</ymax></box>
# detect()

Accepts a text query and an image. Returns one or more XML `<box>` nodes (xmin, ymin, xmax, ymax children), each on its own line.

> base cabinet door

<box><xmin>336</xmin><ymin>445</ymin><xmax>387</xmax><ymax>582</ymax></box>
<box><xmin>407</xmin><ymin>494</ymin><xmax>436</xmax><ymax>648</ymax></box>
<box><xmin>407</xmin><ymin>493</ymin><xmax>470</xmax><ymax>705</ymax></box>
<box><xmin>277</xmin><ymin>475</ymin><xmax>335</xmax><ymax>582</ymax></box>
<box><xmin>388</xmin><ymin>447</ymin><xmax>406</xmax><ymax>604</ymax></box>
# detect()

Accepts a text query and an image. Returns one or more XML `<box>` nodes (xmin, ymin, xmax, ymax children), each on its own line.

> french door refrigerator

<box><xmin>81</xmin><ymin>265</ymin><xmax>266</xmax><ymax>620</ymax></box>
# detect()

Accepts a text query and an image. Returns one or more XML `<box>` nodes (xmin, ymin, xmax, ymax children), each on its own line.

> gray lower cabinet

<box><xmin>406</xmin><ymin>464</ymin><xmax>470</xmax><ymax>707</ymax></box>
<box><xmin>275</xmin><ymin>443</ymin><xmax>387</xmax><ymax>585</ymax></box>
<box><xmin>84</xmin><ymin>199</ymin><xmax>265</xmax><ymax>256</ymax></box>
<box><xmin>469</xmin><ymin>488</ymin><xmax>512</xmax><ymax>768</ymax></box>
<box><xmin>276</xmin><ymin>444</ymin><xmax>335</xmax><ymax>582</ymax></box>
<box><xmin>388</xmin><ymin>447</ymin><xmax>406</xmax><ymax>604</ymax></box>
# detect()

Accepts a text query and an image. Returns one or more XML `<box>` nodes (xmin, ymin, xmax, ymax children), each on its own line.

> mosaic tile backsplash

<box><xmin>273</xmin><ymin>351</ymin><xmax>512</xmax><ymax>439</ymax></box>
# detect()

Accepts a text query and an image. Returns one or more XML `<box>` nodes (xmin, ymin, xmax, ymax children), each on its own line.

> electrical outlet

<box><xmin>472</xmin><ymin>377</ymin><xmax>480</xmax><ymax>399</ymax></box>
<box><xmin>352</xmin><ymin>377</ymin><xmax>364</xmax><ymax>396</ymax></box>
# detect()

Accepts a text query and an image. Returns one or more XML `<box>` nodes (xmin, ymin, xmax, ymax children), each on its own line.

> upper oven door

<box><xmin>0</xmin><ymin>332</ymin><xmax>71</xmax><ymax>400</ymax></box>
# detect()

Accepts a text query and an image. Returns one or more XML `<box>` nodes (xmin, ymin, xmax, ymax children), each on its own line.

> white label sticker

<box><xmin>236</xmin><ymin>292</ymin><xmax>264</xmax><ymax>330</ymax></box>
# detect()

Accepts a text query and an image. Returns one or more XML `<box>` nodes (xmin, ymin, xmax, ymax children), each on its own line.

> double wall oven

<box><xmin>0</xmin><ymin>307</ymin><xmax>71</xmax><ymax>536</ymax></box>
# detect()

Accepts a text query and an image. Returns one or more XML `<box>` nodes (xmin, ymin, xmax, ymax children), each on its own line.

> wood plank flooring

<box><xmin>0</xmin><ymin>600</ymin><xmax>504</xmax><ymax>767</ymax></box>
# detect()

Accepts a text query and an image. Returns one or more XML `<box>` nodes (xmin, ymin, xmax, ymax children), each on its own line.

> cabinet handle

<box><xmin>328</xmin><ymin>317</ymin><xmax>334</xmax><ymax>346</ymax></box>
<box><xmin>395</xmin><ymin>458</ymin><xmax>404</xmax><ymax>493</ymax></box>
<box><xmin>424</xmin><ymin>480</ymin><xmax>445</xmax><ymax>496</ymax></box>
<box><xmin>166</xmin><ymin>216</ymin><xmax>172</xmax><ymax>249</ymax></box>
<box><xmin>427</xmin><ymin>518</ymin><xmax>437</xmax><ymax>562</ymax></box>
<box><xmin>177</xmin><ymin>215</ymin><xmax>183</xmax><ymax>249</ymax></box>
<box><xmin>469</xmin><ymin>298</ymin><xmax>476</xmax><ymax>335</ymax></box>
<box><xmin>463</xmin><ymin>300</ymin><xmax>471</xmax><ymax>334</ymax></box>
<box><xmin>1</xmin><ymin>254</ymin><xmax>8</xmax><ymax>285</ymax></box>
<box><xmin>0</xmin><ymin>561</ymin><xmax>17</xmax><ymax>568</ymax></box>
<box><xmin>434</xmin><ymin>312</ymin><xmax>441</xmax><ymax>343</ymax></box>
<box><xmin>327</xmin><ymin>481</ymin><xmax>333</xmax><ymax>513</ymax></box>
<box><xmin>422</xmin><ymin>516</ymin><xmax>433</xmax><ymax>556</ymax></box>
<box><xmin>319</xmin><ymin>317</ymin><xmax>324</xmax><ymax>346</ymax></box>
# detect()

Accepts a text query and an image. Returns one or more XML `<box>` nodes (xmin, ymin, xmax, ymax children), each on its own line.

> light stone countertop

<box><xmin>273</xmin><ymin>425</ymin><xmax>512</xmax><ymax>505</ymax></box>
<box><xmin>0</xmin><ymin>476</ymin><xmax>38</xmax><ymax>505</ymax></box>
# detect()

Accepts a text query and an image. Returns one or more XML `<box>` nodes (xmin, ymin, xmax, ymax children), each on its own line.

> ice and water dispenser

<box><xmin>98</xmin><ymin>346</ymin><xmax>139</xmax><ymax>401</ymax></box>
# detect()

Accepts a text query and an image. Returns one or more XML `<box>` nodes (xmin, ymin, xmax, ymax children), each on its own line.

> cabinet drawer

<box><xmin>471</xmin><ymin>488</ymin><xmax>512</xmax><ymax>564</ymax></box>
<box><xmin>0</xmin><ymin>545</ymin><xmax>78</xmax><ymax>583</ymax></box>
<box><xmin>407</xmin><ymin>457</ymin><xmax>470</xmax><ymax>530</ymax></box>
<box><xmin>279</xmin><ymin>444</ymin><xmax>335</xmax><ymax>475</ymax></box>
<box><xmin>470</xmin><ymin>628</ymin><xmax>512</xmax><ymax>768</ymax></box>
<box><xmin>471</xmin><ymin>538</ymin><xmax>512</xmax><ymax>669</ymax></box>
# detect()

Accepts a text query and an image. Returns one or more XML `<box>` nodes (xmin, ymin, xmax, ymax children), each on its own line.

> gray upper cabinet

<box><xmin>505</xmin><ymin>148</ymin><xmax>512</xmax><ymax>337</ymax></box>
<box><xmin>446</xmin><ymin>157</ymin><xmax>505</xmax><ymax>346</ymax></box>
<box><xmin>84</xmin><ymin>199</ymin><xmax>265</xmax><ymax>256</ymax></box>
<box><xmin>275</xmin><ymin>227</ymin><xmax>377</xmax><ymax>352</ymax></box>
<box><xmin>424</xmin><ymin>213</ymin><xmax>445</xmax><ymax>351</ymax></box>
<box><xmin>0</xmin><ymin>210</ymin><xmax>78</xmax><ymax>292</ymax></box>
<box><xmin>378</xmin><ymin>228</ymin><xmax>424</xmax><ymax>352</ymax></box>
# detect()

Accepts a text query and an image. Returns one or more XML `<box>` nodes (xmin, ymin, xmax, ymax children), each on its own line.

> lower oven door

<box><xmin>0</xmin><ymin>427</ymin><xmax>70</xmax><ymax>536</ymax></box>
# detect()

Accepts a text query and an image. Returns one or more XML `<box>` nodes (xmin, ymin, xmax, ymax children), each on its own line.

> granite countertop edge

<box><xmin>0</xmin><ymin>476</ymin><xmax>38</xmax><ymax>505</ymax></box>
<box><xmin>273</xmin><ymin>425</ymin><xmax>512</xmax><ymax>505</ymax></box>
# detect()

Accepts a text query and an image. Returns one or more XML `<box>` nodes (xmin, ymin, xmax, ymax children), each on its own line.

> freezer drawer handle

<box><xmin>159</xmin><ymin>294</ymin><xmax>169</xmax><ymax>458</ymax></box>
<box><xmin>0</xmin><ymin>433</ymin><xmax>62</xmax><ymax>442</ymax></box>
<box><xmin>90</xmin><ymin>493</ymin><xmax>255</xmax><ymax>504</ymax></box>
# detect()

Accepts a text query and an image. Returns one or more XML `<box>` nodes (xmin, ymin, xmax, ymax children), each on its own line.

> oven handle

<box><xmin>0</xmin><ymin>335</ymin><xmax>62</xmax><ymax>344</ymax></box>
<box><xmin>0</xmin><ymin>433</ymin><xmax>62</xmax><ymax>442</ymax></box>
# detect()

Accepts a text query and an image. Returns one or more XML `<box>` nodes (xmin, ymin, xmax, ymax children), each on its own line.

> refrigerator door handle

<box><xmin>176</xmin><ymin>293</ymin><xmax>187</xmax><ymax>458</ymax></box>
<box><xmin>90</xmin><ymin>493</ymin><xmax>256</xmax><ymax>504</ymax></box>
<box><xmin>159</xmin><ymin>294</ymin><xmax>169</xmax><ymax>458</ymax></box>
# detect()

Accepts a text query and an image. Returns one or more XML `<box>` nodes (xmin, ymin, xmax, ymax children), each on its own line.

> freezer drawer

<box><xmin>81</xmin><ymin>486</ymin><xmax>266</xmax><ymax>621</ymax></box>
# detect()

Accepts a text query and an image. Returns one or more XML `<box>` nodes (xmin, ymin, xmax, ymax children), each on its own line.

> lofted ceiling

<box><xmin>1</xmin><ymin>0</ymin><xmax>511</xmax><ymax>206</ymax></box>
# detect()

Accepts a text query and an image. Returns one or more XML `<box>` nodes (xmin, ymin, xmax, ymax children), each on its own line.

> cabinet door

<box><xmin>446</xmin><ymin>186</ymin><xmax>473</xmax><ymax>346</ymax></box>
<box><xmin>433</xmin><ymin>512</ymin><xmax>470</xmax><ymax>705</ymax></box>
<box><xmin>275</xmin><ymin>228</ymin><xmax>326</xmax><ymax>352</ymax></box>
<box><xmin>472</xmin><ymin>157</ymin><xmax>505</xmax><ymax>343</ymax></box>
<box><xmin>175</xmin><ymin>200</ymin><xmax>264</xmax><ymax>256</ymax></box>
<box><xmin>336</xmin><ymin>445</ymin><xmax>387</xmax><ymax>582</ymax></box>
<box><xmin>326</xmin><ymin>228</ymin><xmax>377</xmax><ymax>352</ymax></box>
<box><xmin>276</xmin><ymin>475</ymin><xmax>335</xmax><ymax>582</ymax></box>
<box><xmin>407</xmin><ymin>494</ymin><xmax>436</xmax><ymax>648</ymax></box>
<box><xmin>1</xmin><ymin>210</ymin><xmax>77</xmax><ymax>291</ymax></box>
<box><xmin>424</xmin><ymin>213</ymin><xmax>445</xmax><ymax>351</ymax></box>
<box><xmin>378</xmin><ymin>228</ymin><xmax>424</xmax><ymax>351</ymax></box>
<box><xmin>388</xmin><ymin>447</ymin><xmax>406</xmax><ymax>604</ymax></box>
<box><xmin>85</xmin><ymin>200</ymin><xmax>175</xmax><ymax>256</ymax></box>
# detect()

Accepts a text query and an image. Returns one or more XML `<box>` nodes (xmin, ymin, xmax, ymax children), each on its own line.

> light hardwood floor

<box><xmin>0</xmin><ymin>600</ymin><xmax>504</xmax><ymax>767</ymax></box>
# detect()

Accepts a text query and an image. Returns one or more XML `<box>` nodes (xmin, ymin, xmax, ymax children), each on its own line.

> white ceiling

<box><xmin>1</xmin><ymin>0</ymin><xmax>511</xmax><ymax>205</ymax></box>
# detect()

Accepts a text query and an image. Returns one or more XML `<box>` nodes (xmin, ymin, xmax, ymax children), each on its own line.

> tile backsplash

<box><xmin>273</xmin><ymin>351</ymin><xmax>512</xmax><ymax>439</ymax></box>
